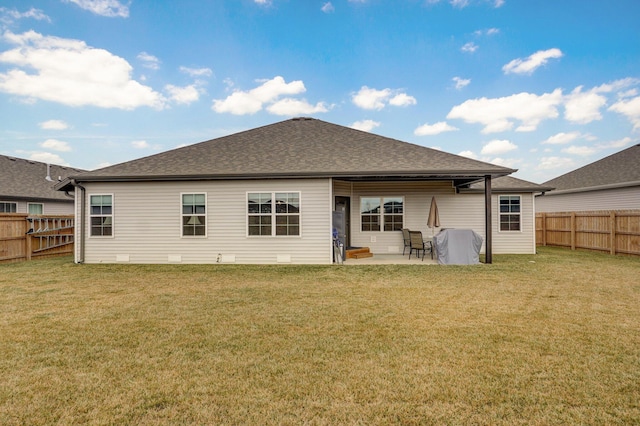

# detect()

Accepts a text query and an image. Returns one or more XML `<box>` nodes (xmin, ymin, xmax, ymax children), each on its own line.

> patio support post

<box><xmin>484</xmin><ymin>175</ymin><xmax>492</xmax><ymax>264</ymax></box>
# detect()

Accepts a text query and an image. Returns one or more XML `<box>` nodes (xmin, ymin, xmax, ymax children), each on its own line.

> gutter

<box><xmin>70</xmin><ymin>179</ymin><xmax>86</xmax><ymax>264</ymax></box>
<box><xmin>540</xmin><ymin>180</ymin><xmax>640</xmax><ymax>196</ymax></box>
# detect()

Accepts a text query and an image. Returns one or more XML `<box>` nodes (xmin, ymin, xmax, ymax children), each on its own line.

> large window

<box><xmin>361</xmin><ymin>196</ymin><xmax>404</xmax><ymax>232</ymax></box>
<box><xmin>499</xmin><ymin>195</ymin><xmax>521</xmax><ymax>231</ymax></box>
<box><xmin>0</xmin><ymin>202</ymin><xmax>17</xmax><ymax>213</ymax></box>
<box><xmin>90</xmin><ymin>195</ymin><xmax>113</xmax><ymax>236</ymax></box>
<box><xmin>28</xmin><ymin>203</ymin><xmax>43</xmax><ymax>215</ymax></box>
<box><xmin>182</xmin><ymin>194</ymin><xmax>206</xmax><ymax>236</ymax></box>
<box><xmin>248</xmin><ymin>192</ymin><xmax>300</xmax><ymax>236</ymax></box>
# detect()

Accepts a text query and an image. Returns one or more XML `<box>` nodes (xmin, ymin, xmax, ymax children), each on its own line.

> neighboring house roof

<box><xmin>542</xmin><ymin>144</ymin><xmax>640</xmax><ymax>194</ymax></box>
<box><xmin>57</xmin><ymin>117</ymin><xmax>515</xmax><ymax>191</ymax></box>
<box><xmin>462</xmin><ymin>176</ymin><xmax>554</xmax><ymax>193</ymax></box>
<box><xmin>1</xmin><ymin>155</ymin><xmax>85</xmax><ymax>202</ymax></box>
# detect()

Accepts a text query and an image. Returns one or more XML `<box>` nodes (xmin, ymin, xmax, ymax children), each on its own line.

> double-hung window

<box><xmin>90</xmin><ymin>195</ymin><xmax>113</xmax><ymax>236</ymax></box>
<box><xmin>499</xmin><ymin>195</ymin><xmax>521</xmax><ymax>231</ymax></box>
<box><xmin>182</xmin><ymin>194</ymin><xmax>206</xmax><ymax>236</ymax></box>
<box><xmin>361</xmin><ymin>197</ymin><xmax>404</xmax><ymax>231</ymax></box>
<box><xmin>0</xmin><ymin>202</ymin><xmax>17</xmax><ymax>213</ymax></box>
<box><xmin>248</xmin><ymin>192</ymin><xmax>300</xmax><ymax>236</ymax></box>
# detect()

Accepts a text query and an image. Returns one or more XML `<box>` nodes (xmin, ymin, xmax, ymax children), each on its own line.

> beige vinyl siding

<box><xmin>347</xmin><ymin>181</ymin><xmax>536</xmax><ymax>255</ymax></box>
<box><xmin>536</xmin><ymin>186</ymin><xmax>640</xmax><ymax>213</ymax></box>
<box><xmin>78</xmin><ymin>179</ymin><xmax>332</xmax><ymax>264</ymax></box>
<box><xmin>348</xmin><ymin>181</ymin><xmax>456</xmax><ymax>253</ymax></box>
<box><xmin>6</xmin><ymin>200</ymin><xmax>74</xmax><ymax>215</ymax></box>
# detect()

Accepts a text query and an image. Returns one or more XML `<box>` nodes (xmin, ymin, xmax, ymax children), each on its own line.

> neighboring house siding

<box><xmin>3</xmin><ymin>200</ymin><xmax>74</xmax><ymax>215</ymax></box>
<box><xmin>536</xmin><ymin>186</ymin><xmax>640</xmax><ymax>213</ymax></box>
<box><xmin>346</xmin><ymin>181</ymin><xmax>536</xmax><ymax>255</ymax></box>
<box><xmin>76</xmin><ymin>179</ymin><xmax>332</xmax><ymax>264</ymax></box>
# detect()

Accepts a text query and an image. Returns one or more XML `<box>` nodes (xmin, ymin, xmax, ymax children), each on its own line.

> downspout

<box><xmin>484</xmin><ymin>175</ymin><xmax>492</xmax><ymax>264</ymax></box>
<box><xmin>70</xmin><ymin>179</ymin><xmax>86</xmax><ymax>264</ymax></box>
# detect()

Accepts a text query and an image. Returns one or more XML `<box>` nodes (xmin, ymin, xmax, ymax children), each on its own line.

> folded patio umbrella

<box><xmin>427</xmin><ymin>196</ymin><xmax>440</xmax><ymax>236</ymax></box>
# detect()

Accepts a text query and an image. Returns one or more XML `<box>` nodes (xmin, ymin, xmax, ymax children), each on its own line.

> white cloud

<box><xmin>39</xmin><ymin>119</ymin><xmax>69</xmax><ymax>130</ymax></box>
<box><xmin>179</xmin><ymin>66</ymin><xmax>213</xmax><ymax>78</ymax></box>
<box><xmin>28</xmin><ymin>151</ymin><xmax>68</xmax><ymax>165</ymax></box>
<box><xmin>131</xmin><ymin>140</ymin><xmax>149</xmax><ymax>149</ymax></box>
<box><xmin>352</xmin><ymin>86</ymin><xmax>416</xmax><ymax>110</ymax></box>
<box><xmin>165</xmin><ymin>84</ymin><xmax>200</xmax><ymax>105</ymax></box>
<box><xmin>562</xmin><ymin>145</ymin><xmax>596</xmax><ymax>156</ymax></box>
<box><xmin>212</xmin><ymin>76</ymin><xmax>308</xmax><ymax>115</ymax></box>
<box><xmin>494</xmin><ymin>0</ymin><xmax>505</xmax><ymax>7</ymax></box>
<box><xmin>389</xmin><ymin>93</ymin><xmax>417</xmax><ymax>107</ymax></box>
<box><xmin>502</xmin><ymin>48</ymin><xmax>563</xmax><ymax>75</ymax></box>
<box><xmin>541</xmin><ymin>131</ymin><xmax>582</xmax><ymax>145</ymax></box>
<box><xmin>352</xmin><ymin>86</ymin><xmax>391</xmax><ymax>110</ymax></box>
<box><xmin>458</xmin><ymin>150</ymin><xmax>478</xmax><ymax>159</ymax></box>
<box><xmin>351</xmin><ymin>120</ymin><xmax>380</xmax><ymax>132</ymax></box>
<box><xmin>481</xmin><ymin>139</ymin><xmax>517</xmax><ymax>155</ymax></box>
<box><xmin>609</xmin><ymin>96</ymin><xmax>640</xmax><ymax>130</ymax></box>
<box><xmin>138</xmin><ymin>52</ymin><xmax>160</xmax><ymax>70</ymax></box>
<box><xmin>63</xmin><ymin>0</ymin><xmax>129</xmax><ymax>18</ymax></box>
<box><xmin>489</xmin><ymin>157</ymin><xmax>521</xmax><ymax>168</ymax></box>
<box><xmin>40</xmin><ymin>139</ymin><xmax>71</xmax><ymax>152</ymax></box>
<box><xmin>0</xmin><ymin>31</ymin><xmax>166</xmax><ymax>110</ymax></box>
<box><xmin>597</xmin><ymin>136</ymin><xmax>634</xmax><ymax>150</ymax></box>
<box><xmin>450</xmin><ymin>0</ymin><xmax>470</xmax><ymax>8</ymax></box>
<box><xmin>414</xmin><ymin>121</ymin><xmax>459</xmax><ymax>136</ymax></box>
<box><xmin>0</xmin><ymin>7</ymin><xmax>51</xmax><ymax>24</ymax></box>
<box><xmin>461</xmin><ymin>42</ymin><xmax>478</xmax><ymax>53</ymax></box>
<box><xmin>266</xmin><ymin>98</ymin><xmax>329</xmax><ymax>116</ymax></box>
<box><xmin>447</xmin><ymin>89</ymin><xmax>563</xmax><ymax>133</ymax></box>
<box><xmin>536</xmin><ymin>156</ymin><xmax>575</xmax><ymax>170</ymax></box>
<box><xmin>452</xmin><ymin>76</ymin><xmax>470</xmax><ymax>90</ymax></box>
<box><xmin>564</xmin><ymin>86</ymin><xmax>607</xmax><ymax>124</ymax></box>
<box><xmin>321</xmin><ymin>2</ymin><xmax>335</xmax><ymax>13</ymax></box>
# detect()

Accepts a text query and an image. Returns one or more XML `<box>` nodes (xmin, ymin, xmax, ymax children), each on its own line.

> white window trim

<box><xmin>89</xmin><ymin>193</ymin><xmax>114</xmax><ymax>238</ymax></box>
<box><xmin>28</xmin><ymin>203</ymin><xmax>44</xmax><ymax>215</ymax></box>
<box><xmin>498</xmin><ymin>195</ymin><xmax>522</xmax><ymax>233</ymax></box>
<box><xmin>0</xmin><ymin>201</ymin><xmax>18</xmax><ymax>213</ymax></box>
<box><xmin>246</xmin><ymin>191</ymin><xmax>302</xmax><ymax>238</ymax></box>
<box><xmin>180</xmin><ymin>192</ymin><xmax>208</xmax><ymax>238</ymax></box>
<box><xmin>359</xmin><ymin>196</ymin><xmax>405</xmax><ymax>232</ymax></box>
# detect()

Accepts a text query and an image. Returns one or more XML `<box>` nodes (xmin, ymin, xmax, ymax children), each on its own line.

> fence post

<box><xmin>541</xmin><ymin>213</ymin><xmax>547</xmax><ymax>246</ymax></box>
<box><xmin>570</xmin><ymin>212</ymin><xmax>576</xmax><ymax>251</ymax></box>
<box><xmin>24</xmin><ymin>219</ymin><xmax>32</xmax><ymax>261</ymax></box>
<box><xmin>610</xmin><ymin>212</ymin><xmax>616</xmax><ymax>255</ymax></box>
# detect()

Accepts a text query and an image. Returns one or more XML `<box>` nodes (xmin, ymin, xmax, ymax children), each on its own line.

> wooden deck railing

<box><xmin>536</xmin><ymin>210</ymin><xmax>640</xmax><ymax>257</ymax></box>
<box><xmin>0</xmin><ymin>214</ymin><xmax>74</xmax><ymax>263</ymax></box>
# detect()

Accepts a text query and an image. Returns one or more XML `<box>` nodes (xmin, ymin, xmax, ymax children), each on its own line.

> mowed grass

<box><xmin>1</xmin><ymin>247</ymin><xmax>639</xmax><ymax>425</ymax></box>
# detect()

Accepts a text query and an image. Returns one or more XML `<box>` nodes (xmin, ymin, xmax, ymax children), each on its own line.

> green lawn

<box><xmin>1</xmin><ymin>247</ymin><xmax>639</xmax><ymax>425</ymax></box>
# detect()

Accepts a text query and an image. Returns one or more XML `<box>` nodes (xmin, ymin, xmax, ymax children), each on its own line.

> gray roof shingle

<box><xmin>1</xmin><ymin>155</ymin><xmax>85</xmax><ymax>202</ymax></box>
<box><xmin>465</xmin><ymin>176</ymin><xmax>553</xmax><ymax>193</ymax></box>
<box><xmin>61</xmin><ymin>118</ymin><xmax>515</xmax><ymax>188</ymax></box>
<box><xmin>542</xmin><ymin>144</ymin><xmax>640</xmax><ymax>191</ymax></box>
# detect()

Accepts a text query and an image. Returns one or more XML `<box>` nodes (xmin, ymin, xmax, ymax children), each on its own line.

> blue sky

<box><xmin>1</xmin><ymin>0</ymin><xmax>639</xmax><ymax>183</ymax></box>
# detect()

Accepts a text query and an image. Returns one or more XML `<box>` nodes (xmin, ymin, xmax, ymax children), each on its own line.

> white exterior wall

<box><xmin>536</xmin><ymin>186</ymin><xmax>640</xmax><ymax>213</ymax></box>
<box><xmin>75</xmin><ymin>179</ymin><xmax>333</xmax><ymax>264</ymax></box>
<box><xmin>343</xmin><ymin>181</ymin><xmax>536</xmax><ymax>255</ymax></box>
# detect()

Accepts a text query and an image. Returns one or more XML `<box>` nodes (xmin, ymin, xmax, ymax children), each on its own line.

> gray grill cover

<box><xmin>433</xmin><ymin>229</ymin><xmax>483</xmax><ymax>265</ymax></box>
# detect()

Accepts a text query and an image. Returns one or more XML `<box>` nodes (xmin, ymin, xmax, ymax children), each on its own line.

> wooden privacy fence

<box><xmin>0</xmin><ymin>214</ymin><xmax>74</xmax><ymax>263</ymax></box>
<box><xmin>536</xmin><ymin>210</ymin><xmax>640</xmax><ymax>257</ymax></box>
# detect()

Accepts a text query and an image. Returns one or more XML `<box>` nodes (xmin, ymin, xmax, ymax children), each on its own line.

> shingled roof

<box><xmin>58</xmin><ymin>118</ymin><xmax>515</xmax><ymax>190</ymax></box>
<box><xmin>463</xmin><ymin>176</ymin><xmax>554</xmax><ymax>193</ymax></box>
<box><xmin>1</xmin><ymin>155</ymin><xmax>85</xmax><ymax>202</ymax></box>
<box><xmin>542</xmin><ymin>144</ymin><xmax>640</xmax><ymax>193</ymax></box>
